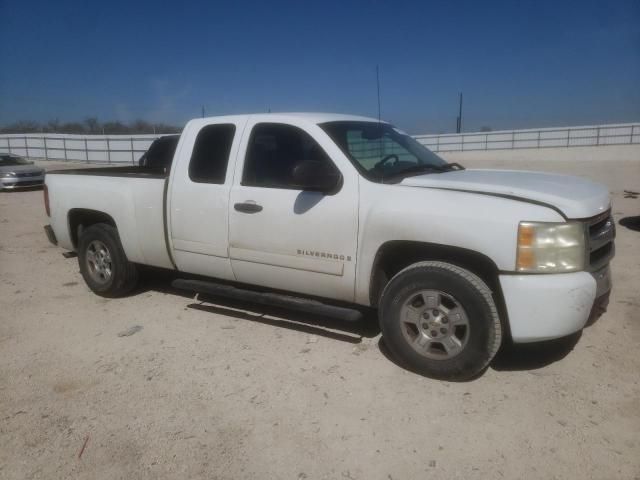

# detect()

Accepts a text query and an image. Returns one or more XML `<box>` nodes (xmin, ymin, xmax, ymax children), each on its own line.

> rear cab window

<box><xmin>139</xmin><ymin>135</ymin><xmax>180</xmax><ymax>172</ymax></box>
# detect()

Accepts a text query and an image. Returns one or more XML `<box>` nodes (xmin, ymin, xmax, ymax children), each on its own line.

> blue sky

<box><xmin>1</xmin><ymin>0</ymin><xmax>638</xmax><ymax>133</ymax></box>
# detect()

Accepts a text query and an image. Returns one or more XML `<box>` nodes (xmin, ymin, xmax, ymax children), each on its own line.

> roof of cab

<box><xmin>197</xmin><ymin>112</ymin><xmax>386</xmax><ymax>125</ymax></box>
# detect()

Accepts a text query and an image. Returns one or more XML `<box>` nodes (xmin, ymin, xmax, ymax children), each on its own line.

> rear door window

<box><xmin>189</xmin><ymin>124</ymin><xmax>236</xmax><ymax>184</ymax></box>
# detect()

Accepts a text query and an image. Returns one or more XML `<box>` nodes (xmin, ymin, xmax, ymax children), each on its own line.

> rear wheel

<box><xmin>78</xmin><ymin>223</ymin><xmax>138</xmax><ymax>297</ymax></box>
<box><xmin>379</xmin><ymin>261</ymin><xmax>502</xmax><ymax>380</ymax></box>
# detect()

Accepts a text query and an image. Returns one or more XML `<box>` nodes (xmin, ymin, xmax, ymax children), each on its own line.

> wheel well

<box><xmin>369</xmin><ymin>241</ymin><xmax>507</xmax><ymax>320</ymax></box>
<box><xmin>68</xmin><ymin>209</ymin><xmax>116</xmax><ymax>248</ymax></box>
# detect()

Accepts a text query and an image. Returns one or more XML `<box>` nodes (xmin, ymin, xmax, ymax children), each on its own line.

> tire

<box><xmin>77</xmin><ymin>223</ymin><xmax>139</xmax><ymax>298</ymax></box>
<box><xmin>379</xmin><ymin>261</ymin><xmax>502</xmax><ymax>380</ymax></box>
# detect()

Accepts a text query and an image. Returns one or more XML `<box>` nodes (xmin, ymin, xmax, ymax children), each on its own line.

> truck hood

<box><xmin>400</xmin><ymin>169</ymin><xmax>610</xmax><ymax>219</ymax></box>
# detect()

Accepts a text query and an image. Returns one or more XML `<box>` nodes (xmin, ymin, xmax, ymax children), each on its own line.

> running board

<box><xmin>172</xmin><ymin>278</ymin><xmax>362</xmax><ymax>322</ymax></box>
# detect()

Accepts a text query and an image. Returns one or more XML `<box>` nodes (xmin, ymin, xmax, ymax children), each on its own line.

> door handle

<box><xmin>234</xmin><ymin>201</ymin><xmax>263</xmax><ymax>214</ymax></box>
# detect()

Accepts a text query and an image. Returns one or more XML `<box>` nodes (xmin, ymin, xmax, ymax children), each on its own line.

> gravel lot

<box><xmin>1</xmin><ymin>158</ymin><xmax>639</xmax><ymax>479</ymax></box>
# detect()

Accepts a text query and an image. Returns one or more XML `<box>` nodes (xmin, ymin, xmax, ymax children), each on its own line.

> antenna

<box><xmin>456</xmin><ymin>92</ymin><xmax>463</xmax><ymax>133</ymax></box>
<box><xmin>376</xmin><ymin>65</ymin><xmax>382</xmax><ymax>122</ymax></box>
<box><xmin>375</xmin><ymin>65</ymin><xmax>384</xmax><ymax>183</ymax></box>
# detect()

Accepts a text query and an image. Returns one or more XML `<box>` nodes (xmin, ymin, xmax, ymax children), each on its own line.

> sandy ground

<box><xmin>1</xmin><ymin>158</ymin><xmax>639</xmax><ymax>480</ymax></box>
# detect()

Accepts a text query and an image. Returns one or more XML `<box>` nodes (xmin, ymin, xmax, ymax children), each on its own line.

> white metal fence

<box><xmin>0</xmin><ymin>122</ymin><xmax>638</xmax><ymax>164</ymax></box>
<box><xmin>415</xmin><ymin>123</ymin><xmax>640</xmax><ymax>152</ymax></box>
<box><xmin>0</xmin><ymin>133</ymin><xmax>159</xmax><ymax>164</ymax></box>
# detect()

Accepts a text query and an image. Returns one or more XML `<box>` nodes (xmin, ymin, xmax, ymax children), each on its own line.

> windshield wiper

<box><xmin>382</xmin><ymin>162</ymin><xmax>464</xmax><ymax>182</ymax></box>
<box><xmin>442</xmin><ymin>162</ymin><xmax>465</xmax><ymax>171</ymax></box>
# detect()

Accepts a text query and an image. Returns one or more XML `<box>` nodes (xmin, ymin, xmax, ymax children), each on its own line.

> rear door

<box><xmin>228</xmin><ymin>119</ymin><xmax>359</xmax><ymax>302</ymax></box>
<box><xmin>168</xmin><ymin>118</ymin><xmax>245</xmax><ymax>279</ymax></box>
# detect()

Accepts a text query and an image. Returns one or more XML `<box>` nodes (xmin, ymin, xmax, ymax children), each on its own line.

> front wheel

<box><xmin>78</xmin><ymin>223</ymin><xmax>139</xmax><ymax>298</ymax></box>
<box><xmin>379</xmin><ymin>261</ymin><xmax>502</xmax><ymax>380</ymax></box>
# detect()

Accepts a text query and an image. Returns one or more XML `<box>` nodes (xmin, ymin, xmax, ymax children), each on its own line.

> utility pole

<box><xmin>376</xmin><ymin>64</ymin><xmax>382</xmax><ymax>122</ymax></box>
<box><xmin>201</xmin><ymin>105</ymin><xmax>205</xmax><ymax>118</ymax></box>
<box><xmin>456</xmin><ymin>92</ymin><xmax>463</xmax><ymax>133</ymax></box>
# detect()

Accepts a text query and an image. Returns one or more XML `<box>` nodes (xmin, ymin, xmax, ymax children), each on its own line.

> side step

<box><xmin>172</xmin><ymin>278</ymin><xmax>362</xmax><ymax>322</ymax></box>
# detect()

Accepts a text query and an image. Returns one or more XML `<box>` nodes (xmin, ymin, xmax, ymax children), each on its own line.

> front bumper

<box><xmin>0</xmin><ymin>175</ymin><xmax>45</xmax><ymax>189</ymax></box>
<box><xmin>500</xmin><ymin>265</ymin><xmax>612</xmax><ymax>343</ymax></box>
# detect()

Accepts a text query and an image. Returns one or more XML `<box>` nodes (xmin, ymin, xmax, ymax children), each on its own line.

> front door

<box><xmin>228</xmin><ymin>121</ymin><xmax>358</xmax><ymax>302</ymax></box>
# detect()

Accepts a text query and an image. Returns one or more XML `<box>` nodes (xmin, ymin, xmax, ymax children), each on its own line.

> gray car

<box><xmin>0</xmin><ymin>153</ymin><xmax>46</xmax><ymax>190</ymax></box>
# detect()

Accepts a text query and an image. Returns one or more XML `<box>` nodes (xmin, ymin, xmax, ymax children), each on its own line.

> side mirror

<box><xmin>291</xmin><ymin>160</ymin><xmax>341</xmax><ymax>193</ymax></box>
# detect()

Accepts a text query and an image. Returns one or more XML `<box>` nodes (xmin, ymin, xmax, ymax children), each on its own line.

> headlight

<box><xmin>516</xmin><ymin>221</ymin><xmax>586</xmax><ymax>273</ymax></box>
<box><xmin>0</xmin><ymin>172</ymin><xmax>16</xmax><ymax>178</ymax></box>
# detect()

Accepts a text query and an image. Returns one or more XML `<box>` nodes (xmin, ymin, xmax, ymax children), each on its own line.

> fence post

<box><xmin>596</xmin><ymin>126</ymin><xmax>600</xmax><ymax>146</ymax></box>
<box><xmin>567</xmin><ymin>129</ymin><xmax>570</xmax><ymax>147</ymax></box>
<box><xmin>511</xmin><ymin>131</ymin><xmax>515</xmax><ymax>149</ymax></box>
<box><xmin>130</xmin><ymin>138</ymin><xmax>135</xmax><ymax>164</ymax></box>
<box><xmin>485</xmin><ymin>133</ymin><xmax>488</xmax><ymax>150</ymax></box>
<box><xmin>84</xmin><ymin>138</ymin><xmax>89</xmax><ymax>163</ymax></box>
<box><xmin>25</xmin><ymin>137</ymin><xmax>30</xmax><ymax>159</ymax></box>
<box><xmin>106</xmin><ymin>137</ymin><xmax>111</xmax><ymax>164</ymax></box>
<box><xmin>436</xmin><ymin>135</ymin><xmax>440</xmax><ymax>152</ymax></box>
<box><xmin>537</xmin><ymin>131</ymin><xmax>541</xmax><ymax>148</ymax></box>
<box><xmin>44</xmin><ymin>136</ymin><xmax>48</xmax><ymax>161</ymax></box>
<box><xmin>63</xmin><ymin>138</ymin><xmax>68</xmax><ymax>161</ymax></box>
<box><xmin>630</xmin><ymin>125</ymin><xmax>635</xmax><ymax>144</ymax></box>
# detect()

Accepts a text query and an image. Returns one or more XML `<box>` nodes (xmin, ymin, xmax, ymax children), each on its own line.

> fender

<box><xmin>354</xmin><ymin>181</ymin><xmax>565</xmax><ymax>306</ymax></box>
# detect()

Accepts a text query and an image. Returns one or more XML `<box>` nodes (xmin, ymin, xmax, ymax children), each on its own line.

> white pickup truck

<box><xmin>44</xmin><ymin>113</ymin><xmax>614</xmax><ymax>379</ymax></box>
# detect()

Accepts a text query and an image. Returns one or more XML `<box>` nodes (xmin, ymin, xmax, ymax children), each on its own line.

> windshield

<box><xmin>0</xmin><ymin>154</ymin><xmax>32</xmax><ymax>166</ymax></box>
<box><xmin>319</xmin><ymin>121</ymin><xmax>452</xmax><ymax>182</ymax></box>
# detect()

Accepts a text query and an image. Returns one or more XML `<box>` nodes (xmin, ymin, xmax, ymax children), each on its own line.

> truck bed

<box><xmin>48</xmin><ymin>165</ymin><xmax>168</xmax><ymax>178</ymax></box>
<box><xmin>46</xmin><ymin>168</ymin><xmax>173</xmax><ymax>270</ymax></box>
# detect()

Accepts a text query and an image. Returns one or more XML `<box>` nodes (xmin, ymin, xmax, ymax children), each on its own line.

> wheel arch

<box><xmin>68</xmin><ymin>208</ymin><xmax>117</xmax><ymax>249</ymax></box>
<box><xmin>369</xmin><ymin>240</ymin><xmax>511</xmax><ymax>338</ymax></box>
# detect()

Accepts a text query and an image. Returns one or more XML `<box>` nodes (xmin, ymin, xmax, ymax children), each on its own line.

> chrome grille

<box><xmin>585</xmin><ymin>211</ymin><xmax>615</xmax><ymax>271</ymax></box>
